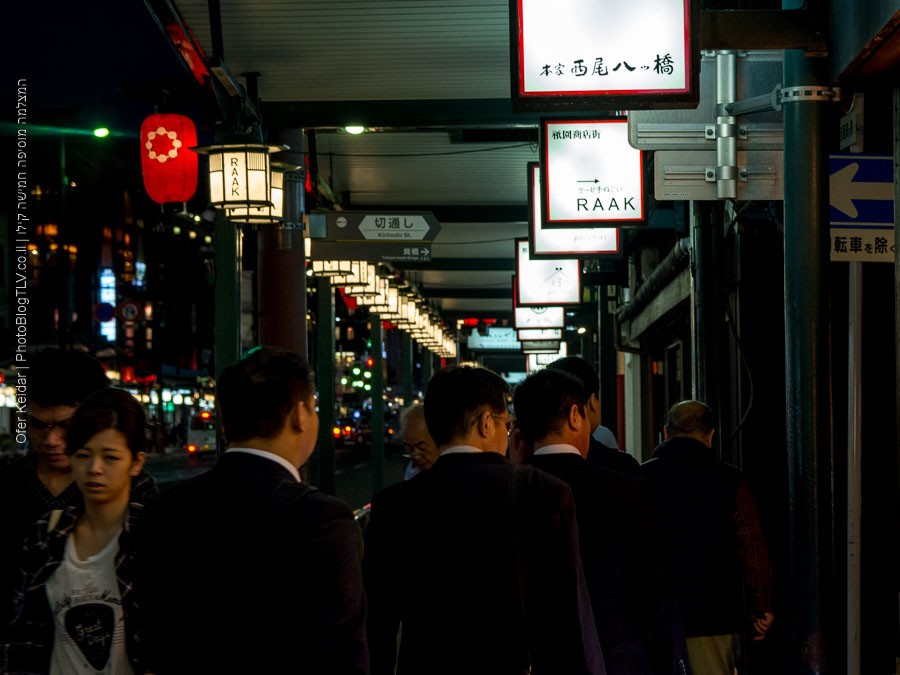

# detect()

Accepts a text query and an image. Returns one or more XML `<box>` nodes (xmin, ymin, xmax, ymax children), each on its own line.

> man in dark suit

<box><xmin>642</xmin><ymin>400</ymin><xmax>773</xmax><ymax>675</ymax></box>
<box><xmin>547</xmin><ymin>356</ymin><xmax>643</xmax><ymax>476</ymax></box>
<box><xmin>513</xmin><ymin>368</ymin><xmax>689</xmax><ymax>675</ymax></box>
<box><xmin>139</xmin><ymin>347</ymin><xmax>369</xmax><ymax>674</ymax></box>
<box><xmin>363</xmin><ymin>364</ymin><xmax>604</xmax><ymax>675</ymax></box>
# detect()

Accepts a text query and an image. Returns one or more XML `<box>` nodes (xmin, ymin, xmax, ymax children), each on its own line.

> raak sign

<box><xmin>541</xmin><ymin>119</ymin><xmax>644</xmax><ymax>227</ymax></box>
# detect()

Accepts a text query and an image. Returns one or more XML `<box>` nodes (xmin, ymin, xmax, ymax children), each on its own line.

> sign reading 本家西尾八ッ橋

<box><xmin>541</xmin><ymin>119</ymin><xmax>644</xmax><ymax>228</ymax></box>
<box><xmin>510</xmin><ymin>0</ymin><xmax>698</xmax><ymax>111</ymax></box>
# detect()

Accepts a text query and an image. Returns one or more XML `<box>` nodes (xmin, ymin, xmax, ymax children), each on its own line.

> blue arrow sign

<box><xmin>829</xmin><ymin>154</ymin><xmax>894</xmax><ymax>226</ymax></box>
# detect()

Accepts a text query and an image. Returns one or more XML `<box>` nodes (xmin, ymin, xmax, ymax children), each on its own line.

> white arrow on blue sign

<box><xmin>829</xmin><ymin>154</ymin><xmax>894</xmax><ymax>224</ymax></box>
<box><xmin>829</xmin><ymin>154</ymin><xmax>895</xmax><ymax>263</ymax></box>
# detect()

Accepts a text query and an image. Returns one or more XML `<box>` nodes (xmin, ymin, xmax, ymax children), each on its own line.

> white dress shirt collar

<box><xmin>226</xmin><ymin>447</ymin><xmax>301</xmax><ymax>482</ymax></box>
<box><xmin>533</xmin><ymin>443</ymin><xmax>581</xmax><ymax>457</ymax></box>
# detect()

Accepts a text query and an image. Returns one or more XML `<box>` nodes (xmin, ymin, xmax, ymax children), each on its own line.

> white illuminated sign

<box><xmin>529</xmin><ymin>163</ymin><xmax>619</xmax><ymax>255</ymax></box>
<box><xmin>513</xmin><ymin>0</ymin><xmax>694</xmax><ymax>107</ymax></box>
<box><xmin>517</xmin><ymin>328</ymin><xmax>562</xmax><ymax>341</ymax></box>
<box><xmin>513</xmin><ymin>304</ymin><xmax>566</xmax><ymax>329</ymax></box>
<box><xmin>516</xmin><ymin>239</ymin><xmax>581</xmax><ymax>306</ymax></box>
<box><xmin>521</xmin><ymin>340</ymin><xmax>561</xmax><ymax>353</ymax></box>
<box><xmin>466</xmin><ymin>327</ymin><xmax>521</xmax><ymax>351</ymax></box>
<box><xmin>542</xmin><ymin>119</ymin><xmax>644</xmax><ymax>226</ymax></box>
<box><xmin>99</xmin><ymin>268</ymin><xmax>116</xmax><ymax>343</ymax></box>
<box><xmin>526</xmin><ymin>342</ymin><xmax>569</xmax><ymax>371</ymax></box>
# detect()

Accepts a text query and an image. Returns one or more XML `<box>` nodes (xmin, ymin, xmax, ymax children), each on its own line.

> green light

<box><xmin>172</xmin><ymin>226</ymin><xmax>182</xmax><ymax>235</ymax></box>
<box><xmin>363</xmin><ymin>384</ymin><xmax>372</xmax><ymax>391</ymax></box>
<box><xmin>93</xmin><ymin>127</ymin><xmax>110</xmax><ymax>138</ymax></box>
<box><xmin>340</xmin><ymin>377</ymin><xmax>348</xmax><ymax>385</ymax></box>
<box><xmin>363</xmin><ymin>371</ymin><xmax>372</xmax><ymax>379</ymax></box>
<box><xmin>352</xmin><ymin>367</ymin><xmax>361</xmax><ymax>375</ymax></box>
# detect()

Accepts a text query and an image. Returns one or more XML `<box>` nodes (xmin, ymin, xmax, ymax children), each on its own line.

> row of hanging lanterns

<box><xmin>139</xmin><ymin>114</ymin><xmax>452</xmax><ymax>355</ymax></box>
<box><xmin>140</xmin><ymin>113</ymin><xmax>296</xmax><ymax>225</ymax></box>
<box><xmin>310</xmin><ymin>260</ymin><xmax>456</xmax><ymax>359</ymax></box>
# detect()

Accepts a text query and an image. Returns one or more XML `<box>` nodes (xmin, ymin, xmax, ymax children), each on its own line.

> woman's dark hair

<box><xmin>65</xmin><ymin>388</ymin><xmax>148</xmax><ymax>457</ymax></box>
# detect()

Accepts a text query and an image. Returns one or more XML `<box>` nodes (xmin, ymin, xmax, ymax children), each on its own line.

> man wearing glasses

<box><xmin>0</xmin><ymin>348</ymin><xmax>155</xmax><ymax>638</ymax></box>
<box><xmin>363</xmin><ymin>364</ymin><xmax>604</xmax><ymax>675</ymax></box>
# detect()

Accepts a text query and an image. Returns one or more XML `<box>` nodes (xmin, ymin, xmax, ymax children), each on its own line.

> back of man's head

<box><xmin>546</xmin><ymin>356</ymin><xmax>599</xmax><ymax>396</ymax></box>
<box><xmin>424</xmin><ymin>365</ymin><xmax>509</xmax><ymax>447</ymax></box>
<box><xmin>664</xmin><ymin>400</ymin><xmax>715</xmax><ymax>439</ymax></box>
<box><xmin>218</xmin><ymin>347</ymin><xmax>315</xmax><ymax>443</ymax></box>
<box><xmin>28</xmin><ymin>348</ymin><xmax>110</xmax><ymax>407</ymax></box>
<box><xmin>513</xmin><ymin>368</ymin><xmax>588</xmax><ymax>446</ymax></box>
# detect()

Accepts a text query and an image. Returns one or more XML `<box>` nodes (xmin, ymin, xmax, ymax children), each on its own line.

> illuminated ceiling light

<box><xmin>344</xmin><ymin>126</ymin><xmax>366</xmax><ymax>135</ymax></box>
<box><xmin>93</xmin><ymin>127</ymin><xmax>110</xmax><ymax>138</ymax></box>
<box><xmin>310</xmin><ymin>259</ymin><xmax>354</xmax><ymax>277</ymax></box>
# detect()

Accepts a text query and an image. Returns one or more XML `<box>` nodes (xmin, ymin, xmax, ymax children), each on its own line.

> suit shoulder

<box><xmin>284</xmin><ymin>485</ymin><xmax>355</xmax><ymax>523</ymax></box>
<box><xmin>529</xmin><ymin>464</ymin><xmax>576</xmax><ymax>500</ymax></box>
<box><xmin>370</xmin><ymin>476</ymin><xmax>418</xmax><ymax>513</ymax></box>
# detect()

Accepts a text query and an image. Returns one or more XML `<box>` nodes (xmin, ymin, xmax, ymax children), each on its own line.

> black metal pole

<box><xmin>315</xmin><ymin>277</ymin><xmax>336</xmax><ymax>495</ymax></box>
<box><xmin>400</xmin><ymin>331</ymin><xmax>414</xmax><ymax>406</ymax></box>
<box><xmin>371</xmin><ymin>317</ymin><xmax>385</xmax><ymax>495</ymax></box>
<box><xmin>598</xmin><ymin>284</ymin><xmax>618</xmax><ymax>440</ymax></box>
<box><xmin>782</xmin><ymin>40</ymin><xmax>835</xmax><ymax>675</ymax></box>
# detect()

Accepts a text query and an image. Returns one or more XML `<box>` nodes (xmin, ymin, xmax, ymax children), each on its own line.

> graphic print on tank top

<box><xmin>63</xmin><ymin>602</ymin><xmax>115</xmax><ymax>670</ymax></box>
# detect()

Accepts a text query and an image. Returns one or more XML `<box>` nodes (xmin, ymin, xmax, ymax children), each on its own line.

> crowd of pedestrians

<box><xmin>0</xmin><ymin>346</ymin><xmax>773</xmax><ymax>675</ymax></box>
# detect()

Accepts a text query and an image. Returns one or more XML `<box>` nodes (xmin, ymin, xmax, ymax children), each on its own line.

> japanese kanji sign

<box><xmin>541</xmin><ymin>119</ymin><xmax>644</xmax><ymax>227</ymax></box>
<box><xmin>510</xmin><ymin>0</ymin><xmax>698</xmax><ymax>110</ymax></box>
<box><xmin>829</xmin><ymin>154</ymin><xmax>895</xmax><ymax>263</ymax></box>
<box><xmin>309</xmin><ymin>210</ymin><xmax>441</xmax><ymax>263</ymax></box>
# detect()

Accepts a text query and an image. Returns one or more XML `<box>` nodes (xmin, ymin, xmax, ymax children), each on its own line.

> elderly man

<box><xmin>399</xmin><ymin>403</ymin><xmax>439</xmax><ymax>479</ymax></box>
<box><xmin>642</xmin><ymin>400</ymin><xmax>774</xmax><ymax>675</ymax></box>
<box><xmin>363</xmin><ymin>364</ymin><xmax>604</xmax><ymax>675</ymax></box>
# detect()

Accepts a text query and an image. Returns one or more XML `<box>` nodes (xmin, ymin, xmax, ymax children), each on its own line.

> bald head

<box><xmin>663</xmin><ymin>400</ymin><xmax>715</xmax><ymax>447</ymax></box>
<box><xmin>400</xmin><ymin>404</ymin><xmax>439</xmax><ymax>471</ymax></box>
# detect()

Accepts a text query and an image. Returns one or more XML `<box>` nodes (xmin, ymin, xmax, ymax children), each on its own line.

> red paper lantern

<box><xmin>140</xmin><ymin>113</ymin><xmax>198</xmax><ymax>204</ymax></box>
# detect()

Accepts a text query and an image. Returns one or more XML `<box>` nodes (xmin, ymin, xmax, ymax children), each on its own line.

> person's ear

<box><xmin>568</xmin><ymin>403</ymin><xmax>585</xmax><ymax>431</ymax></box>
<box><xmin>288</xmin><ymin>402</ymin><xmax>305</xmax><ymax>434</ymax></box>
<box><xmin>130</xmin><ymin>451</ymin><xmax>146</xmax><ymax>476</ymax></box>
<box><xmin>477</xmin><ymin>410</ymin><xmax>493</xmax><ymax>438</ymax></box>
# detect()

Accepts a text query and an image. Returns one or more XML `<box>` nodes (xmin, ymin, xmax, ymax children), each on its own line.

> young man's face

<box><xmin>28</xmin><ymin>402</ymin><xmax>77</xmax><ymax>472</ymax></box>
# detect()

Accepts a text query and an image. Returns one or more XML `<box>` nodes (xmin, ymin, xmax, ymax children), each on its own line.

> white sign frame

<box><xmin>510</xmin><ymin>0</ymin><xmax>698</xmax><ymax>111</ymax></box>
<box><xmin>541</xmin><ymin>119</ymin><xmax>644</xmax><ymax>227</ymax></box>
<box><xmin>516</xmin><ymin>239</ymin><xmax>581</xmax><ymax>307</ymax></box>
<box><xmin>528</xmin><ymin>162</ymin><xmax>621</xmax><ymax>257</ymax></box>
<box><xmin>517</xmin><ymin>327</ymin><xmax>563</xmax><ymax>341</ymax></box>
